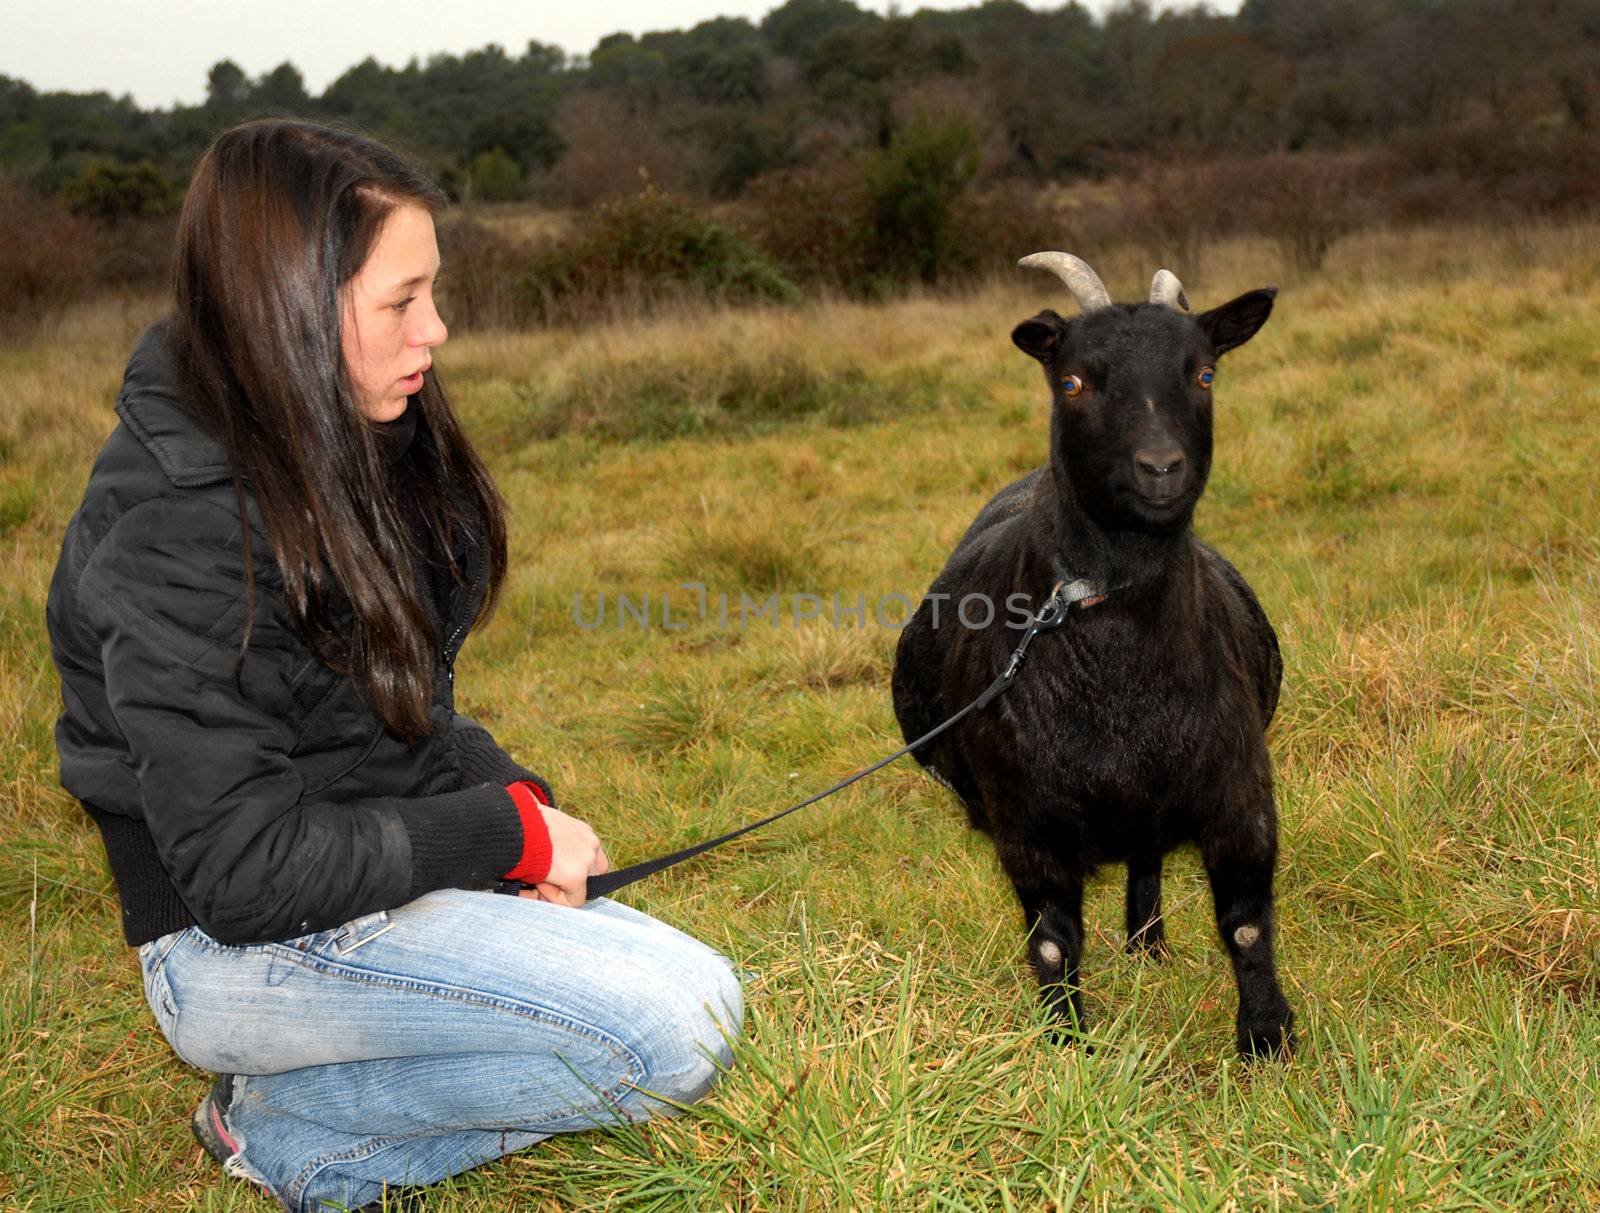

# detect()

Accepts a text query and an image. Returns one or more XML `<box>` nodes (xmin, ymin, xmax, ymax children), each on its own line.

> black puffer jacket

<box><xmin>47</xmin><ymin>323</ymin><xmax>551</xmax><ymax>947</ymax></box>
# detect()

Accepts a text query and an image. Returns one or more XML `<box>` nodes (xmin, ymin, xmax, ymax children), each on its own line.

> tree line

<box><xmin>2</xmin><ymin>0</ymin><xmax>1596</xmax><ymax>212</ymax></box>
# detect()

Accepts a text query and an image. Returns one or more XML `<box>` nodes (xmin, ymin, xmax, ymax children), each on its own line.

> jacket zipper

<box><xmin>443</xmin><ymin>542</ymin><xmax>485</xmax><ymax>685</ymax></box>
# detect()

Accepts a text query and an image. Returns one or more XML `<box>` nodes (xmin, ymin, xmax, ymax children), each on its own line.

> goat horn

<box><xmin>1017</xmin><ymin>251</ymin><xmax>1112</xmax><ymax>312</ymax></box>
<box><xmin>1150</xmin><ymin>269</ymin><xmax>1190</xmax><ymax>312</ymax></box>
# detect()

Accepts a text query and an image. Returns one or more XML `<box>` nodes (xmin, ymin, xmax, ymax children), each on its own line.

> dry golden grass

<box><xmin>462</xmin><ymin>203</ymin><xmax>580</xmax><ymax>245</ymax></box>
<box><xmin>3</xmin><ymin>221</ymin><xmax>1598</xmax><ymax>1209</ymax></box>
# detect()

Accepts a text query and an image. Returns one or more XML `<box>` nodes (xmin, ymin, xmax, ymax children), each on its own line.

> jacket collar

<box><xmin>115</xmin><ymin>320</ymin><xmax>233</xmax><ymax>488</ymax></box>
<box><xmin>373</xmin><ymin>398</ymin><xmax>419</xmax><ymax>465</ymax></box>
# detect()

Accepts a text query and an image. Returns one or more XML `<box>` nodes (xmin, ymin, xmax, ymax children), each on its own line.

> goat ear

<box><xmin>1011</xmin><ymin>310</ymin><xmax>1068</xmax><ymax>364</ymax></box>
<box><xmin>1195</xmin><ymin>288</ymin><xmax>1277</xmax><ymax>357</ymax></box>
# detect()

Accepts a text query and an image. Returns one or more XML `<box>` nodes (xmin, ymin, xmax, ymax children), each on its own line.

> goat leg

<box><xmin>1010</xmin><ymin>863</ymin><xmax>1087</xmax><ymax>1041</ymax></box>
<box><xmin>1124</xmin><ymin>855</ymin><xmax>1168</xmax><ymax>957</ymax></box>
<box><xmin>1201</xmin><ymin>803</ymin><xmax>1295</xmax><ymax>1060</ymax></box>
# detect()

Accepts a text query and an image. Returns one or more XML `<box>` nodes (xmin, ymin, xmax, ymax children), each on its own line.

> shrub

<box><xmin>1380</xmin><ymin>122</ymin><xmax>1600</xmax><ymax>224</ymax></box>
<box><xmin>858</xmin><ymin>118</ymin><xmax>981</xmax><ymax>284</ymax></box>
<box><xmin>0</xmin><ymin>186</ymin><xmax>100</xmax><ymax>335</ymax></box>
<box><xmin>436</xmin><ymin>217</ymin><xmax>537</xmax><ymax>329</ymax></box>
<box><xmin>520</xmin><ymin>186</ymin><xmax>801</xmax><ymax>324</ymax></box>
<box><xmin>739</xmin><ymin>159</ymin><xmax>874</xmax><ymax>291</ymax></box>
<box><xmin>1119</xmin><ymin>155</ymin><xmax>1237</xmax><ymax>285</ymax></box>
<box><xmin>947</xmin><ymin>184</ymin><xmax>1065</xmax><ymax>282</ymax></box>
<box><xmin>468</xmin><ymin>147</ymin><xmax>524</xmax><ymax>202</ymax></box>
<box><xmin>97</xmin><ymin>215</ymin><xmax>177</xmax><ymax>291</ymax></box>
<box><xmin>438</xmin><ymin>188</ymin><xmax>800</xmax><ymax>329</ymax></box>
<box><xmin>1228</xmin><ymin>151</ymin><xmax>1377</xmax><ymax>273</ymax></box>
<box><xmin>739</xmin><ymin>124</ymin><xmax>1054</xmax><ymax>295</ymax></box>
<box><xmin>64</xmin><ymin>160</ymin><xmax>175</xmax><ymax>222</ymax></box>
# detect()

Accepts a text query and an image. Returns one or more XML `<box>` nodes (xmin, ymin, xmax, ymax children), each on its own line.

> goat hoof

<box><xmin>1237</xmin><ymin>1008</ymin><xmax>1296</xmax><ymax>1061</ymax></box>
<box><xmin>1038</xmin><ymin>984</ymin><xmax>1088</xmax><ymax>1041</ymax></box>
<box><xmin>1046</xmin><ymin>1020</ymin><xmax>1095</xmax><ymax>1052</ymax></box>
<box><xmin>1042</xmin><ymin>993</ymin><xmax>1091</xmax><ymax>1049</ymax></box>
<box><xmin>1124</xmin><ymin>930</ymin><xmax>1169</xmax><ymax>960</ymax></box>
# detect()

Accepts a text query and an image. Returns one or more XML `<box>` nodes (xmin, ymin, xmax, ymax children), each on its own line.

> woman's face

<box><xmin>341</xmin><ymin>202</ymin><xmax>448</xmax><ymax>423</ymax></box>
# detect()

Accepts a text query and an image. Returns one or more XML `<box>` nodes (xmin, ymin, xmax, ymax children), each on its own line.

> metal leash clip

<box><xmin>990</xmin><ymin>581</ymin><xmax>1076</xmax><ymax>693</ymax></box>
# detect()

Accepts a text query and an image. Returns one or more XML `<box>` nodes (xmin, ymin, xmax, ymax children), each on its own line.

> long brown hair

<box><xmin>171</xmin><ymin>118</ymin><xmax>506</xmax><ymax>743</ymax></box>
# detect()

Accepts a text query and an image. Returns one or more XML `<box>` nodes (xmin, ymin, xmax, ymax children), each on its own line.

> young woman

<box><xmin>46</xmin><ymin>119</ymin><xmax>742</xmax><ymax>1212</ymax></box>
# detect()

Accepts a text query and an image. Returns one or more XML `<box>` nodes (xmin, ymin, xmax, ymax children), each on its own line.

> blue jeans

<box><xmin>137</xmin><ymin>889</ymin><xmax>743</xmax><ymax>1212</ymax></box>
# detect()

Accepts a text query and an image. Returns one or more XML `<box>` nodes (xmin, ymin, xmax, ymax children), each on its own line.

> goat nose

<box><xmin>1136</xmin><ymin>448</ymin><xmax>1185</xmax><ymax>477</ymax></box>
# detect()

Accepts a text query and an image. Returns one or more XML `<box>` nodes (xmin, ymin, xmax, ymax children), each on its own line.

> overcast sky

<box><xmin>3</xmin><ymin>0</ymin><xmax>1240</xmax><ymax>109</ymax></box>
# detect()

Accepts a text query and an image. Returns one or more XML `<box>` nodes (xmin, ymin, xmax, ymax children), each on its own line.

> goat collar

<box><xmin>1035</xmin><ymin>577</ymin><xmax>1114</xmax><ymax>629</ymax></box>
<box><xmin>1057</xmin><ymin>578</ymin><xmax>1111</xmax><ymax>611</ymax></box>
<box><xmin>1045</xmin><ymin>551</ymin><xmax>1125</xmax><ymax>616</ymax></box>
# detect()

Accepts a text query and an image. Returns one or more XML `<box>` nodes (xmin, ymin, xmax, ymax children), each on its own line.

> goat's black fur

<box><xmin>891</xmin><ymin>290</ymin><xmax>1296</xmax><ymax>1058</ymax></box>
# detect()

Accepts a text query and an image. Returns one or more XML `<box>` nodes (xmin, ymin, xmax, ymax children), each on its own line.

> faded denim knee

<box><xmin>621</xmin><ymin>945</ymin><xmax>743</xmax><ymax>1109</ymax></box>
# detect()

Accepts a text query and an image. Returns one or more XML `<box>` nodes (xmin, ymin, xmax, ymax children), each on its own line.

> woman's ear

<box><xmin>1011</xmin><ymin>310</ymin><xmax>1069</xmax><ymax>364</ymax></box>
<box><xmin>1195</xmin><ymin>288</ymin><xmax>1277</xmax><ymax>357</ymax></box>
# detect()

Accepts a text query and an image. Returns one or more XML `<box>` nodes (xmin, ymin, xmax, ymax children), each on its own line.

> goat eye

<box><xmin>1197</xmin><ymin>366</ymin><xmax>1216</xmax><ymax>389</ymax></box>
<box><xmin>1060</xmin><ymin>374</ymin><xmax>1085</xmax><ymax>398</ymax></box>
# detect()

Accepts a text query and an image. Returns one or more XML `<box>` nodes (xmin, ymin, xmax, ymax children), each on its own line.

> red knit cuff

<box><xmin>504</xmin><ymin>781</ymin><xmax>553</xmax><ymax>884</ymax></box>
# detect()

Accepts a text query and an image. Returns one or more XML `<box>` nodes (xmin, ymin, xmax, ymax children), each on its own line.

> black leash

<box><xmin>516</xmin><ymin>579</ymin><xmax>1106</xmax><ymax>900</ymax></box>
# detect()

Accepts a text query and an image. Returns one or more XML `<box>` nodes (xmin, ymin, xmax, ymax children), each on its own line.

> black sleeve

<box><xmin>79</xmin><ymin>498</ymin><xmax>523</xmax><ymax>945</ymax></box>
<box><xmin>448</xmin><ymin>713</ymin><xmax>558</xmax><ymax>806</ymax></box>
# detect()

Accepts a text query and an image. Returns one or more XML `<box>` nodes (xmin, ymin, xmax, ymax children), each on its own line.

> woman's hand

<box><xmin>519</xmin><ymin>806</ymin><xmax>609</xmax><ymax>907</ymax></box>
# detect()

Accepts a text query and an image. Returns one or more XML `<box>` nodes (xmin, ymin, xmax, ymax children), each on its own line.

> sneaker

<box><xmin>193</xmin><ymin>1075</ymin><xmax>424</xmax><ymax>1212</ymax></box>
<box><xmin>192</xmin><ymin>1076</ymin><xmax>289</xmax><ymax>1208</ymax></box>
<box><xmin>190</xmin><ymin>1074</ymin><xmax>245</xmax><ymax>1168</ymax></box>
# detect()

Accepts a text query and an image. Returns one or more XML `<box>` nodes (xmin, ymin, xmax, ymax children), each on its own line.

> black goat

<box><xmin>891</xmin><ymin>253</ymin><xmax>1295</xmax><ymax>1058</ymax></box>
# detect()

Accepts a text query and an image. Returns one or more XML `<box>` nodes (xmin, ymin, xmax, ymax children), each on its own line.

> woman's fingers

<box><xmin>537</xmin><ymin>881</ymin><xmax>582</xmax><ymax>907</ymax></box>
<box><xmin>594</xmin><ymin>846</ymin><xmax>610</xmax><ymax>876</ymax></box>
<box><xmin>517</xmin><ymin>881</ymin><xmax>585</xmax><ymax>906</ymax></box>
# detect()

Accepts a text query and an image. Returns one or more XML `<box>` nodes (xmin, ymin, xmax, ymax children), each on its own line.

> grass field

<box><xmin>2</xmin><ymin>224</ymin><xmax>1598</xmax><ymax>1211</ymax></box>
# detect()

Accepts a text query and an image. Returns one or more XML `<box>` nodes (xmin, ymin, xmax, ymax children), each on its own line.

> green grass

<box><xmin>2</xmin><ymin>225</ymin><xmax>1598</xmax><ymax>1209</ymax></box>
